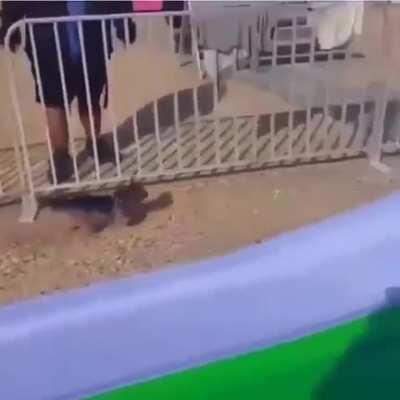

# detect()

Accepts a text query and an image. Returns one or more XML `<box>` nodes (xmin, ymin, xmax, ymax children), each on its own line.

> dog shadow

<box><xmin>47</xmin><ymin>183</ymin><xmax>173</xmax><ymax>233</ymax></box>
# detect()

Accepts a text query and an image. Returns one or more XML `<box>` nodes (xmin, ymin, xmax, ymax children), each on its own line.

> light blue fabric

<box><xmin>66</xmin><ymin>1</ymin><xmax>86</xmax><ymax>63</ymax></box>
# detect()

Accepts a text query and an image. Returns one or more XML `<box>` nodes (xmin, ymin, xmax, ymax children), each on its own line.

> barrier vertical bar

<box><xmin>305</xmin><ymin>102</ymin><xmax>311</xmax><ymax>159</ymax></box>
<box><xmin>210</xmin><ymin>52</ymin><xmax>221</xmax><ymax>172</ymax></box>
<box><xmin>178</xmin><ymin>16</ymin><xmax>185</xmax><ymax>55</ymax></box>
<box><xmin>13</xmin><ymin>138</ymin><xmax>26</xmax><ymax>194</ymax></box>
<box><xmin>272</xmin><ymin>24</ymin><xmax>278</xmax><ymax>67</ymax></box>
<box><xmin>288</xmin><ymin>108</ymin><xmax>294</xmax><ymax>159</ymax></box>
<box><xmin>28</xmin><ymin>23</ymin><xmax>57</xmax><ymax>185</ymax></box>
<box><xmin>188</xmin><ymin>0</ymin><xmax>205</xmax><ymax>78</ymax></box>
<box><xmin>173</xmin><ymin>91</ymin><xmax>183</xmax><ymax>169</ymax></box>
<box><xmin>153</xmin><ymin>100</ymin><xmax>163</xmax><ymax>172</ymax></box>
<box><xmin>78</xmin><ymin>20</ymin><xmax>100</xmax><ymax>180</ymax></box>
<box><xmin>133</xmin><ymin>112</ymin><xmax>142</xmax><ymax>177</ymax></box>
<box><xmin>6</xmin><ymin>22</ymin><xmax>38</xmax><ymax>221</ymax></box>
<box><xmin>338</xmin><ymin>101</ymin><xmax>348</xmax><ymax>155</ymax></box>
<box><xmin>252</xmin><ymin>115</ymin><xmax>258</xmax><ymax>162</ymax></box>
<box><xmin>193</xmin><ymin>86</ymin><xmax>201</xmax><ymax>166</ymax></box>
<box><xmin>233</xmin><ymin>116</ymin><xmax>240</xmax><ymax>162</ymax></box>
<box><xmin>7</xmin><ymin>71</ymin><xmax>26</xmax><ymax>194</ymax></box>
<box><xmin>366</xmin><ymin>82</ymin><xmax>390</xmax><ymax>173</ymax></box>
<box><xmin>102</xmin><ymin>19</ymin><xmax>122</xmax><ymax>177</ymax></box>
<box><xmin>192</xmin><ymin>25</ymin><xmax>204</xmax><ymax>78</ymax></box>
<box><xmin>310</xmin><ymin>25</ymin><xmax>316</xmax><ymax>64</ymax></box>
<box><xmin>214</xmin><ymin>117</ymin><xmax>222</xmax><ymax>167</ymax></box>
<box><xmin>287</xmin><ymin>68</ymin><xmax>295</xmax><ymax>159</ymax></box>
<box><xmin>271</xmin><ymin>113</ymin><xmax>276</xmax><ymax>162</ymax></box>
<box><xmin>322</xmin><ymin>85</ymin><xmax>330</xmax><ymax>155</ymax></box>
<box><xmin>123</xmin><ymin>17</ymin><xmax>130</xmax><ymax>49</ymax></box>
<box><xmin>291</xmin><ymin>17</ymin><xmax>296</xmax><ymax>66</ymax></box>
<box><xmin>168</xmin><ymin>16</ymin><xmax>175</xmax><ymax>52</ymax></box>
<box><xmin>53</xmin><ymin>22</ymin><xmax>80</xmax><ymax>183</ymax></box>
<box><xmin>123</xmin><ymin>16</ymin><xmax>141</xmax><ymax>176</ymax></box>
<box><xmin>250</xmin><ymin>24</ymin><xmax>259</xmax><ymax>71</ymax></box>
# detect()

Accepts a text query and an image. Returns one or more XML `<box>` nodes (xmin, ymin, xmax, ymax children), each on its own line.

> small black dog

<box><xmin>114</xmin><ymin>183</ymin><xmax>173</xmax><ymax>226</ymax></box>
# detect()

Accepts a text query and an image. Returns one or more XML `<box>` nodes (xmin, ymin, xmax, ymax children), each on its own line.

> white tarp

<box><xmin>309</xmin><ymin>2</ymin><xmax>364</xmax><ymax>50</ymax></box>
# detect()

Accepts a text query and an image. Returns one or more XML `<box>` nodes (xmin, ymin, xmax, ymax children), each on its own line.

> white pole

<box><xmin>28</xmin><ymin>23</ymin><xmax>57</xmax><ymax>185</ymax></box>
<box><xmin>53</xmin><ymin>22</ymin><xmax>80</xmax><ymax>183</ymax></box>
<box><xmin>78</xmin><ymin>20</ymin><xmax>101</xmax><ymax>180</ymax></box>
<box><xmin>101</xmin><ymin>19</ymin><xmax>122</xmax><ymax>178</ymax></box>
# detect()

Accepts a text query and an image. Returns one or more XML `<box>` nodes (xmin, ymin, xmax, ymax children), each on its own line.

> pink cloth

<box><xmin>133</xmin><ymin>1</ymin><xmax>163</xmax><ymax>12</ymax></box>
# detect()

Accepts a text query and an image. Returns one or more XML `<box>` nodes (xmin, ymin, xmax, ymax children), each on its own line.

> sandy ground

<box><xmin>1</xmin><ymin>156</ymin><xmax>400</xmax><ymax>305</ymax></box>
<box><xmin>1</xmin><ymin>4</ymin><xmax>400</xmax><ymax>305</ymax></box>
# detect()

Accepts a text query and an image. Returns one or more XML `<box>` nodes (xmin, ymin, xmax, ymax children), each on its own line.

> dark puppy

<box><xmin>114</xmin><ymin>183</ymin><xmax>149</xmax><ymax>226</ymax></box>
<box><xmin>114</xmin><ymin>183</ymin><xmax>173</xmax><ymax>226</ymax></box>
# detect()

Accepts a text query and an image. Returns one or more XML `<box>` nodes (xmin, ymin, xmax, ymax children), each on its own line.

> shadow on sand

<box><xmin>47</xmin><ymin>182</ymin><xmax>173</xmax><ymax>233</ymax></box>
<box><xmin>101</xmin><ymin>81</ymin><xmax>216</xmax><ymax>151</ymax></box>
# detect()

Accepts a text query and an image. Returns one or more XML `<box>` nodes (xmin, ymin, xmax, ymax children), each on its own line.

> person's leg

<box><xmin>77</xmin><ymin>56</ymin><xmax>122</xmax><ymax>165</ymax></box>
<box><xmin>45</xmin><ymin>106</ymin><xmax>69</xmax><ymax>151</ymax></box>
<box><xmin>77</xmin><ymin>36</ymin><xmax>121</xmax><ymax>165</ymax></box>
<box><xmin>41</xmin><ymin>64</ymin><xmax>75</xmax><ymax>183</ymax></box>
<box><xmin>79</xmin><ymin>97</ymin><xmax>119</xmax><ymax>164</ymax></box>
<box><xmin>78</xmin><ymin>99</ymin><xmax>101</xmax><ymax>140</ymax></box>
<box><xmin>44</xmin><ymin>105</ymin><xmax>74</xmax><ymax>184</ymax></box>
<box><xmin>26</xmin><ymin>46</ymin><xmax>74</xmax><ymax>183</ymax></box>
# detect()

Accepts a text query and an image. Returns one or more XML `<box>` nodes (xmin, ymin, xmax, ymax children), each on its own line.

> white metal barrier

<box><xmin>2</xmin><ymin>10</ymin><xmax>395</xmax><ymax>222</ymax></box>
<box><xmin>192</xmin><ymin>7</ymin><xmax>359</xmax><ymax>78</ymax></box>
<box><xmin>254</xmin><ymin>15</ymin><xmax>355</xmax><ymax>69</ymax></box>
<box><xmin>3</xmin><ymin>11</ymin><xmax>197</xmax><ymax>221</ymax></box>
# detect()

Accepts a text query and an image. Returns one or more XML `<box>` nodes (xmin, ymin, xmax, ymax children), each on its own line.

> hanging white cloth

<box><xmin>309</xmin><ymin>2</ymin><xmax>364</xmax><ymax>50</ymax></box>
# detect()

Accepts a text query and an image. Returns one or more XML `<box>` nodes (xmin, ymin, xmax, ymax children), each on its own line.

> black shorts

<box><xmin>28</xmin><ymin>47</ymin><xmax>106</xmax><ymax>109</ymax></box>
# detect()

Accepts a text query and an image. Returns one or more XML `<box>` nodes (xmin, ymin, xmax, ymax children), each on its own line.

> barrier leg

<box><xmin>369</xmin><ymin>160</ymin><xmax>391</xmax><ymax>175</ymax></box>
<box><xmin>382</xmin><ymin>99</ymin><xmax>400</xmax><ymax>154</ymax></box>
<box><xmin>203</xmin><ymin>49</ymin><xmax>220</xmax><ymax>102</ymax></box>
<box><xmin>19</xmin><ymin>193</ymin><xmax>39</xmax><ymax>223</ymax></box>
<box><xmin>366</xmin><ymin>82</ymin><xmax>391</xmax><ymax>174</ymax></box>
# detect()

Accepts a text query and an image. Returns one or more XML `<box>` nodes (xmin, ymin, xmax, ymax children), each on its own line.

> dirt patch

<box><xmin>0</xmin><ymin>157</ymin><xmax>399</xmax><ymax>305</ymax></box>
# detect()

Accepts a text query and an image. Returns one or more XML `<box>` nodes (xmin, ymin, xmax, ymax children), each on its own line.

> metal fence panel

<box><xmin>2</xmin><ymin>5</ymin><xmax>397</xmax><ymax>222</ymax></box>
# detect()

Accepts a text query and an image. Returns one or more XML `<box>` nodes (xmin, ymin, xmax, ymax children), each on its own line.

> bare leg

<box><xmin>45</xmin><ymin>107</ymin><xmax>69</xmax><ymax>152</ymax></box>
<box><xmin>45</xmin><ymin>107</ymin><xmax>73</xmax><ymax>183</ymax></box>
<box><xmin>78</xmin><ymin>101</ymin><xmax>101</xmax><ymax>139</ymax></box>
<box><xmin>79</xmin><ymin>101</ymin><xmax>116</xmax><ymax>163</ymax></box>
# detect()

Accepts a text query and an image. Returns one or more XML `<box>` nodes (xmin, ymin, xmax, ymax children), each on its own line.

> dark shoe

<box><xmin>86</xmin><ymin>137</ymin><xmax>122</xmax><ymax>165</ymax></box>
<box><xmin>48</xmin><ymin>150</ymin><xmax>74</xmax><ymax>184</ymax></box>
